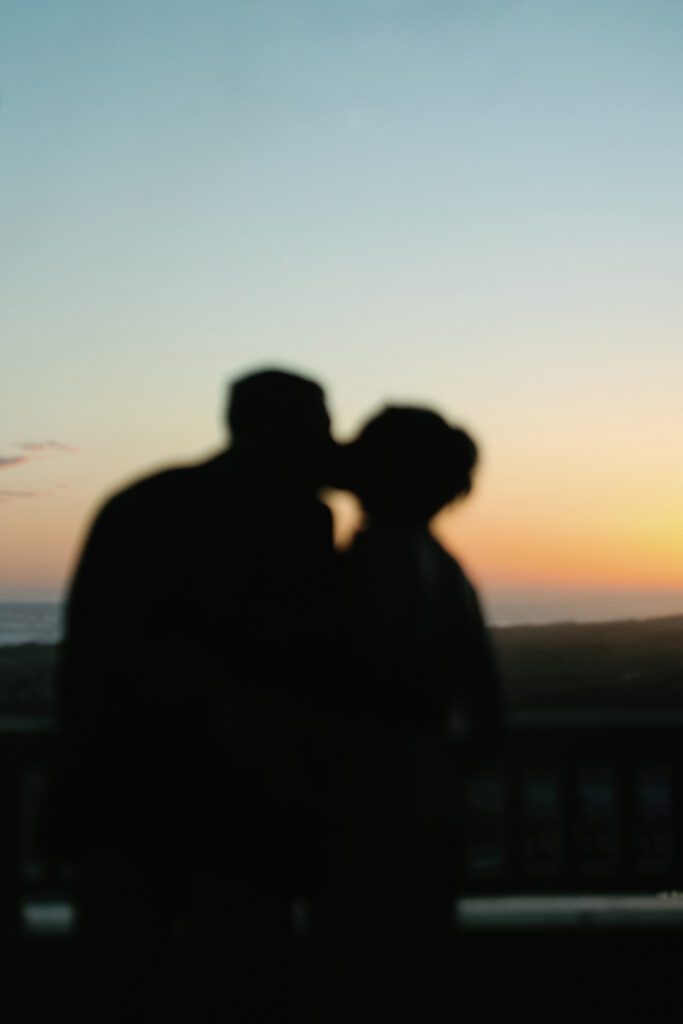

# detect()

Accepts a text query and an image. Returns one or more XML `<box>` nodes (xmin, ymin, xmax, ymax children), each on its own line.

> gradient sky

<box><xmin>2</xmin><ymin>0</ymin><xmax>683</xmax><ymax>622</ymax></box>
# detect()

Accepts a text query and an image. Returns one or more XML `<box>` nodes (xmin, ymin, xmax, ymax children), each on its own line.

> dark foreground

<box><xmin>5</xmin><ymin>901</ymin><xmax>683</xmax><ymax>1021</ymax></box>
<box><xmin>1</xmin><ymin>617</ymin><xmax>682</xmax><ymax>1019</ymax></box>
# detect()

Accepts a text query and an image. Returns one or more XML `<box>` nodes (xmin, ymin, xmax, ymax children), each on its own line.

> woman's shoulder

<box><xmin>422</xmin><ymin>535</ymin><xmax>483</xmax><ymax>617</ymax></box>
<box><xmin>423</xmin><ymin>533</ymin><xmax>470</xmax><ymax>582</ymax></box>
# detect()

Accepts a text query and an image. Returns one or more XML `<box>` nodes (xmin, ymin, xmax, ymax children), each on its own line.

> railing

<box><xmin>2</xmin><ymin>712</ymin><xmax>683</xmax><ymax>940</ymax></box>
<box><xmin>0</xmin><ymin>719</ymin><xmax>59</xmax><ymax>940</ymax></box>
<box><xmin>466</xmin><ymin>711</ymin><xmax>683</xmax><ymax>895</ymax></box>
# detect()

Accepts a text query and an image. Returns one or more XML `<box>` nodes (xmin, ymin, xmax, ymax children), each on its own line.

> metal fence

<box><xmin>2</xmin><ymin>711</ymin><xmax>683</xmax><ymax>940</ymax></box>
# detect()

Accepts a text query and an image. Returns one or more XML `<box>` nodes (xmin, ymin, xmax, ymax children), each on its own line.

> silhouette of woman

<box><xmin>329</xmin><ymin>406</ymin><xmax>504</xmax><ymax>1021</ymax></box>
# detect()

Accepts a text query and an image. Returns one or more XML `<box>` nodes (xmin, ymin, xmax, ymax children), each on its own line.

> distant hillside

<box><xmin>0</xmin><ymin>643</ymin><xmax>59</xmax><ymax>717</ymax></box>
<box><xmin>0</xmin><ymin>615</ymin><xmax>682</xmax><ymax>717</ymax></box>
<box><xmin>492</xmin><ymin>615</ymin><xmax>683</xmax><ymax>712</ymax></box>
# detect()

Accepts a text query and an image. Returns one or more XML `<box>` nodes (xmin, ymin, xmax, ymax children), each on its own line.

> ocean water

<box><xmin>482</xmin><ymin>587</ymin><xmax>683</xmax><ymax>627</ymax></box>
<box><xmin>0</xmin><ymin>603</ymin><xmax>63</xmax><ymax>647</ymax></box>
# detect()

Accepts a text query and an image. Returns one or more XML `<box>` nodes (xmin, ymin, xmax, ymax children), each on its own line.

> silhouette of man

<box><xmin>57</xmin><ymin>368</ymin><xmax>337</xmax><ymax>1021</ymax></box>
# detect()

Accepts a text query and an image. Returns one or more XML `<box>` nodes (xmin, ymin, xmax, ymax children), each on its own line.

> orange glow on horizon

<box><xmin>3</xmin><ymin>467</ymin><xmax>682</xmax><ymax>601</ymax></box>
<box><xmin>322</xmin><ymin>488</ymin><xmax>683</xmax><ymax>592</ymax></box>
<box><xmin>435</xmin><ymin>515</ymin><xmax>683</xmax><ymax>591</ymax></box>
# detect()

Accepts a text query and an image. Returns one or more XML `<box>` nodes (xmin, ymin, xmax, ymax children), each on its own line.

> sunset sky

<box><xmin>2</xmin><ymin>1</ymin><xmax>683</xmax><ymax>623</ymax></box>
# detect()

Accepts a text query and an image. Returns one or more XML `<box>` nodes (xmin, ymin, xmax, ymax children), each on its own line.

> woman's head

<box><xmin>337</xmin><ymin>406</ymin><xmax>478</xmax><ymax>524</ymax></box>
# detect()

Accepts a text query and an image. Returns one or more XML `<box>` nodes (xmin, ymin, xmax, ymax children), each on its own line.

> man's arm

<box><xmin>58</xmin><ymin>495</ymin><xmax>134</xmax><ymax>745</ymax></box>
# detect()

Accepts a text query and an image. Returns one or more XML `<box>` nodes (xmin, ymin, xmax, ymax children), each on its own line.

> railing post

<box><xmin>0</xmin><ymin>742</ymin><xmax>23</xmax><ymax>940</ymax></box>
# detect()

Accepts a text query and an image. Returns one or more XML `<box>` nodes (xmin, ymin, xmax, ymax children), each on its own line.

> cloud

<box><xmin>0</xmin><ymin>440</ymin><xmax>78</xmax><ymax>499</ymax></box>
<box><xmin>15</xmin><ymin>440</ymin><xmax>78</xmax><ymax>454</ymax></box>
<box><xmin>0</xmin><ymin>439</ymin><xmax>78</xmax><ymax>474</ymax></box>
<box><xmin>0</xmin><ymin>489</ymin><xmax>41</xmax><ymax>502</ymax></box>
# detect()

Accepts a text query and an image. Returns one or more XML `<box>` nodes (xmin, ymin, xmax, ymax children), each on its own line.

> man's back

<box><xmin>54</xmin><ymin>367</ymin><xmax>338</xmax><ymax>1020</ymax></box>
<box><xmin>59</xmin><ymin>447</ymin><xmax>336</xmax><ymax>862</ymax></box>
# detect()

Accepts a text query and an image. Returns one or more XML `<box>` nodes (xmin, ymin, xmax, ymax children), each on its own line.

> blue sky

<box><xmin>2</xmin><ymin>0</ymin><xmax>683</xmax><ymax>618</ymax></box>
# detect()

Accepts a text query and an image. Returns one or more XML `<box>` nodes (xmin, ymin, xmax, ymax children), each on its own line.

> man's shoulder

<box><xmin>93</xmin><ymin>453</ymin><xmax>228</xmax><ymax>527</ymax></box>
<box><xmin>100</xmin><ymin>466</ymin><xmax>190</xmax><ymax>516</ymax></box>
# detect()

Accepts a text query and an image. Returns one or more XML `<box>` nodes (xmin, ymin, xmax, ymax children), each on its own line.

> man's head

<box><xmin>226</xmin><ymin>368</ymin><xmax>332</xmax><ymax>486</ymax></box>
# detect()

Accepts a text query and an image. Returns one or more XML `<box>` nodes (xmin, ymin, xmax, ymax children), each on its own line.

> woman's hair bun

<box><xmin>344</xmin><ymin>406</ymin><xmax>478</xmax><ymax>522</ymax></box>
